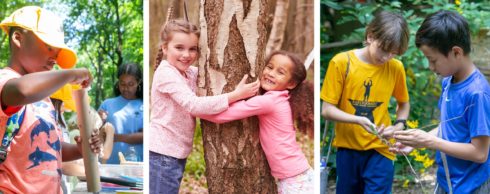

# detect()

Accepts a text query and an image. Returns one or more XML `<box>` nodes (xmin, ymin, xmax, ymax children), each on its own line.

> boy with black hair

<box><xmin>392</xmin><ymin>10</ymin><xmax>490</xmax><ymax>194</ymax></box>
<box><xmin>0</xmin><ymin>6</ymin><xmax>102</xmax><ymax>193</ymax></box>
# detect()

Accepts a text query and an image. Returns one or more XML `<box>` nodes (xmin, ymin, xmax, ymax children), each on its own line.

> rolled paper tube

<box><xmin>72</xmin><ymin>89</ymin><xmax>101</xmax><ymax>192</ymax></box>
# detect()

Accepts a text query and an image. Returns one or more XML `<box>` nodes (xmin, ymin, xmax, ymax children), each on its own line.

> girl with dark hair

<box><xmin>198</xmin><ymin>50</ymin><xmax>313</xmax><ymax>193</ymax></box>
<box><xmin>98</xmin><ymin>63</ymin><xmax>143</xmax><ymax>164</ymax></box>
<box><xmin>114</xmin><ymin>63</ymin><xmax>143</xmax><ymax>99</ymax></box>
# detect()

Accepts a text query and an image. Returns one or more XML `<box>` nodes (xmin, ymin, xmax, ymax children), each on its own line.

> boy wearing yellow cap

<box><xmin>0</xmin><ymin>6</ymin><xmax>101</xmax><ymax>193</ymax></box>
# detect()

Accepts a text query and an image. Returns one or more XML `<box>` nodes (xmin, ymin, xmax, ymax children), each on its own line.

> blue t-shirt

<box><xmin>99</xmin><ymin>96</ymin><xmax>143</xmax><ymax>164</ymax></box>
<box><xmin>436</xmin><ymin>69</ymin><xmax>490</xmax><ymax>193</ymax></box>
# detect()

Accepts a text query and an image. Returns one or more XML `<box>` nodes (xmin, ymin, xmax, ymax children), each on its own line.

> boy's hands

<box><xmin>70</xmin><ymin>68</ymin><xmax>93</xmax><ymax>88</ymax></box>
<box><xmin>377</xmin><ymin>123</ymin><xmax>404</xmax><ymax>138</ymax></box>
<box><xmin>355</xmin><ymin>116</ymin><xmax>376</xmax><ymax>133</ymax></box>
<box><xmin>74</xmin><ymin>128</ymin><xmax>103</xmax><ymax>156</ymax></box>
<box><xmin>389</xmin><ymin>141</ymin><xmax>414</xmax><ymax>155</ymax></box>
<box><xmin>393</xmin><ymin>129</ymin><xmax>436</xmax><ymax>149</ymax></box>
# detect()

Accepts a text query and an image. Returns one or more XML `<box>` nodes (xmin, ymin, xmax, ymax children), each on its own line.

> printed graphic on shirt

<box><xmin>27</xmin><ymin>101</ymin><xmax>61</xmax><ymax>176</ymax></box>
<box><xmin>2</xmin><ymin>110</ymin><xmax>23</xmax><ymax>146</ymax></box>
<box><xmin>348</xmin><ymin>78</ymin><xmax>383</xmax><ymax>123</ymax></box>
<box><xmin>30</xmin><ymin>115</ymin><xmax>56</xmax><ymax>144</ymax></box>
<box><xmin>27</xmin><ymin>147</ymin><xmax>57</xmax><ymax>169</ymax></box>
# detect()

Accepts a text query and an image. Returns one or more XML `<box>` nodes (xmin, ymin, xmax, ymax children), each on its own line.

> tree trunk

<box><xmin>266</xmin><ymin>0</ymin><xmax>289</xmax><ymax>55</ymax></box>
<box><xmin>283</xmin><ymin>0</ymin><xmax>313</xmax><ymax>59</ymax></box>
<box><xmin>149</xmin><ymin>0</ymin><xmax>168</xmax><ymax>83</ymax></box>
<box><xmin>198</xmin><ymin>0</ymin><xmax>277</xmax><ymax>193</ymax></box>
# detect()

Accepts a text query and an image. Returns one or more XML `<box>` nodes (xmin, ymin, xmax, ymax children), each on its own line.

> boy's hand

<box><xmin>389</xmin><ymin>142</ymin><xmax>414</xmax><ymax>155</ymax></box>
<box><xmin>355</xmin><ymin>116</ymin><xmax>376</xmax><ymax>134</ymax></box>
<box><xmin>70</xmin><ymin>68</ymin><xmax>93</xmax><ymax>88</ymax></box>
<box><xmin>74</xmin><ymin>128</ymin><xmax>103</xmax><ymax>156</ymax></box>
<box><xmin>234</xmin><ymin>75</ymin><xmax>260</xmax><ymax>99</ymax></box>
<box><xmin>394</xmin><ymin>129</ymin><xmax>436</xmax><ymax>148</ymax></box>
<box><xmin>377</xmin><ymin>124</ymin><xmax>403</xmax><ymax>138</ymax></box>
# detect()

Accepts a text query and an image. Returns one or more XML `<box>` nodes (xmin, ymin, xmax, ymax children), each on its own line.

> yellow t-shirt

<box><xmin>321</xmin><ymin>50</ymin><xmax>409</xmax><ymax>160</ymax></box>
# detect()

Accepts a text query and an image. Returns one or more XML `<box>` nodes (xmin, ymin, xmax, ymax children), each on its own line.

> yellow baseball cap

<box><xmin>0</xmin><ymin>6</ymin><xmax>77</xmax><ymax>69</ymax></box>
<box><xmin>50</xmin><ymin>84</ymin><xmax>81</xmax><ymax>112</ymax></box>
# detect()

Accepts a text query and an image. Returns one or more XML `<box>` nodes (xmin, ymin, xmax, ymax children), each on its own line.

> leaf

<box><xmin>321</xmin><ymin>0</ymin><xmax>343</xmax><ymax>10</ymax></box>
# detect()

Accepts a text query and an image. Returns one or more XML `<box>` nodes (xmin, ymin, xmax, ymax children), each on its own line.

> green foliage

<box><xmin>61</xmin><ymin>0</ymin><xmax>143</xmax><ymax>107</ymax></box>
<box><xmin>185</xmin><ymin>121</ymin><xmax>207</xmax><ymax>178</ymax></box>
<box><xmin>0</xmin><ymin>1</ymin><xmax>46</xmax><ymax>67</ymax></box>
<box><xmin>320</xmin><ymin>0</ymin><xmax>490</xmax><ymax>188</ymax></box>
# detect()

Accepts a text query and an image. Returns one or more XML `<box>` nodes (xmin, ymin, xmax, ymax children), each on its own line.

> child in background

<box><xmin>99</xmin><ymin>63</ymin><xmax>143</xmax><ymax>164</ymax></box>
<box><xmin>392</xmin><ymin>10</ymin><xmax>490</xmax><ymax>194</ymax></box>
<box><xmin>321</xmin><ymin>11</ymin><xmax>410</xmax><ymax>193</ymax></box>
<box><xmin>149</xmin><ymin>19</ymin><xmax>260</xmax><ymax>194</ymax></box>
<box><xmin>198</xmin><ymin>50</ymin><xmax>313</xmax><ymax>193</ymax></box>
<box><xmin>0</xmin><ymin>6</ymin><xmax>101</xmax><ymax>194</ymax></box>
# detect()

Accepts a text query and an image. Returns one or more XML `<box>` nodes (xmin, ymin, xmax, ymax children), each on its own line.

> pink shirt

<box><xmin>149</xmin><ymin>60</ymin><xmax>228</xmax><ymax>159</ymax></box>
<box><xmin>0</xmin><ymin>68</ymin><xmax>63</xmax><ymax>194</ymax></box>
<box><xmin>198</xmin><ymin>90</ymin><xmax>310</xmax><ymax>179</ymax></box>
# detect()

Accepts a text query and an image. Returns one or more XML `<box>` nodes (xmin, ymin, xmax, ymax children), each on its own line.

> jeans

<box><xmin>149</xmin><ymin>151</ymin><xmax>187</xmax><ymax>194</ymax></box>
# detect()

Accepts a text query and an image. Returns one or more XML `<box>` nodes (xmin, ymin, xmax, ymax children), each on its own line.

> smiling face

<box><xmin>419</xmin><ymin>45</ymin><xmax>461</xmax><ymax>77</ymax></box>
<box><xmin>162</xmin><ymin>32</ymin><xmax>199</xmax><ymax>74</ymax></box>
<box><xmin>260</xmin><ymin>54</ymin><xmax>297</xmax><ymax>91</ymax></box>
<box><xmin>12</xmin><ymin>29</ymin><xmax>60</xmax><ymax>74</ymax></box>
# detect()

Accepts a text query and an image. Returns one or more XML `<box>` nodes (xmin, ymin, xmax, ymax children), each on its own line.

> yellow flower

<box><xmin>407</xmin><ymin>120</ymin><xmax>419</xmax><ymax>129</ymax></box>
<box><xmin>423</xmin><ymin>158</ymin><xmax>435</xmax><ymax>168</ymax></box>
<box><xmin>457</xmin><ymin>7</ymin><xmax>463</xmax><ymax>14</ymax></box>
<box><xmin>409</xmin><ymin>149</ymin><xmax>419</xmax><ymax>157</ymax></box>
<box><xmin>415</xmin><ymin>154</ymin><xmax>425</xmax><ymax>162</ymax></box>
<box><xmin>403</xmin><ymin>179</ymin><xmax>409</xmax><ymax>188</ymax></box>
<box><xmin>455</xmin><ymin>0</ymin><xmax>461</xmax><ymax>6</ymax></box>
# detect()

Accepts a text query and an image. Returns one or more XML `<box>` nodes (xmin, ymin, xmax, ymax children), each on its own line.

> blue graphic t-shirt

<box><xmin>99</xmin><ymin>96</ymin><xmax>143</xmax><ymax>164</ymax></box>
<box><xmin>437</xmin><ymin>69</ymin><xmax>490</xmax><ymax>193</ymax></box>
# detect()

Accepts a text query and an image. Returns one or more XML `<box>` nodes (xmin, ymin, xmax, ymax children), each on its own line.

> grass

<box><xmin>180</xmin><ymin>122</ymin><xmax>208</xmax><ymax>194</ymax></box>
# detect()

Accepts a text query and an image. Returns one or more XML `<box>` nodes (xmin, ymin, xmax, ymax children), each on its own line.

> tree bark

<box><xmin>198</xmin><ymin>0</ymin><xmax>277</xmax><ymax>193</ymax></box>
<box><xmin>266</xmin><ymin>0</ymin><xmax>289</xmax><ymax>55</ymax></box>
<box><xmin>149</xmin><ymin>0</ymin><xmax>167</xmax><ymax>83</ymax></box>
<box><xmin>283</xmin><ymin>0</ymin><xmax>313</xmax><ymax>59</ymax></box>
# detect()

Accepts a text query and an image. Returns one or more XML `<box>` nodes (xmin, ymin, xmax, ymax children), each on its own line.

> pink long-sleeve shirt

<box><xmin>150</xmin><ymin>60</ymin><xmax>228</xmax><ymax>159</ymax></box>
<box><xmin>198</xmin><ymin>90</ymin><xmax>310</xmax><ymax>179</ymax></box>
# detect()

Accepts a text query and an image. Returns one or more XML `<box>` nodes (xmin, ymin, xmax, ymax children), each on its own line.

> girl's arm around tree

<box><xmin>198</xmin><ymin>93</ymin><xmax>274</xmax><ymax>124</ymax></box>
<box><xmin>156</xmin><ymin>67</ymin><xmax>258</xmax><ymax>115</ymax></box>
